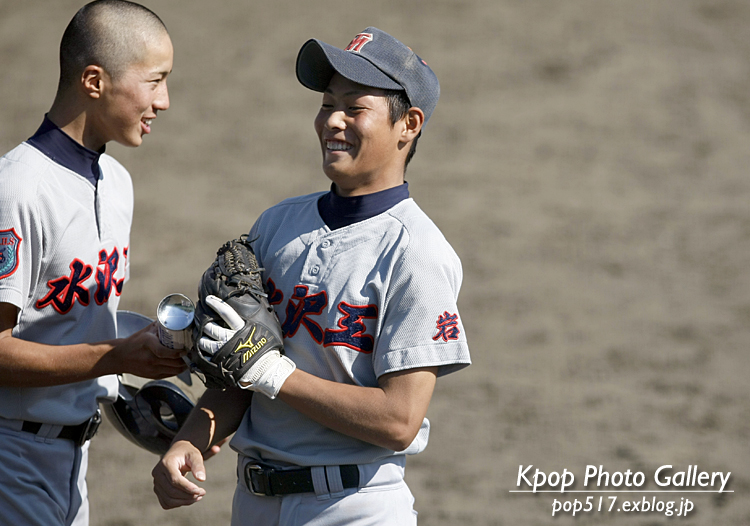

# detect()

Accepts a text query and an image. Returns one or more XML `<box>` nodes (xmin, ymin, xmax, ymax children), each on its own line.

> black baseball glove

<box><xmin>188</xmin><ymin>235</ymin><xmax>293</xmax><ymax>393</ymax></box>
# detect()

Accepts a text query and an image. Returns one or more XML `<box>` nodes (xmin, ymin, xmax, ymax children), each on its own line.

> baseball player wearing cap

<box><xmin>0</xmin><ymin>2</ymin><xmax>184</xmax><ymax>525</ymax></box>
<box><xmin>153</xmin><ymin>27</ymin><xmax>470</xmax><ymax>525</ymax></box>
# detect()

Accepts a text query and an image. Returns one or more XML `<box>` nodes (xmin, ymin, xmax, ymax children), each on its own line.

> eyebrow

<box><xmin>150</xmin><ymin>69</ymin><xmax>172</xmax><ymax>78</ymax></box>
<box><xmin>324</xmin><ymin>88</ymin><xmax>369</xmax><ymax>97</ymax></box>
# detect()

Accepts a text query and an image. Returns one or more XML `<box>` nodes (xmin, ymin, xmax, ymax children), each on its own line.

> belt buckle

<box><xmin>77</xmin><ymin>409</ymin><xmax>102</xmax><ymax>447</ymax></box>
<box><xmin>246</xmin><ymin>463</ymin><xmax>275</xmax><ymax>496</ymax></box>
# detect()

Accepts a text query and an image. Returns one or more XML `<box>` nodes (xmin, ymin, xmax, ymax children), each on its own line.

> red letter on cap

<box><xmin>345</xmin><ymin>33</ymin><xmax>373</xmax><ymax>53</ymax></box>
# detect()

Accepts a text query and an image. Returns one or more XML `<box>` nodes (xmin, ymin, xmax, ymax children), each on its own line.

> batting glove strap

<box><xmin>239</xmin><ymin>352</ymin><xmax>296</xmax><ymax>399</ymax></box>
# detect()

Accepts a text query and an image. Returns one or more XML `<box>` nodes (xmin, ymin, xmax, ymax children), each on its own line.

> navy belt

<box><xmin>21</xmin><ymin>409</ymin><xmax>102</xmax><ymax>447</ymax></box>
<box><xmin>245</xmin><ymin>462</ymin><xmax>359</xmax><ymax>496</ymax></box>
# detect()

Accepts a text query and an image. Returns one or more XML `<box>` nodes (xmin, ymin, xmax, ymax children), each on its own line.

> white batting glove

<box><xmin>198</xmin><ymin>295</ymin><xmax>245</xmax><ymax>355</ymax></box>
<box><xmin>199</xmin><ymin>295</ymin><xmax>295</xmax><ymax>398</ymax></box>
<box><xmin>238</xmin><ymin>351</ymin><xmax>296</xmax><ymax>399</ymax></box>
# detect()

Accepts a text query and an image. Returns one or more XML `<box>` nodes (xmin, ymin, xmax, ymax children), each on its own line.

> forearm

<box><xmin>151</xmin><ymin>389</ymin><xmax>251</xmax><ymax>509</ymax></box>
<box><xmin>277</xmin><ymin>367</ymin><xmax>437</xmax><ymax>452</ymax></box>
<box><xmin>171</xmin><ymin>387</ymin><xmax>253</xmax><ymax>453</ymax></box>
<box><xmin>0</xmin><ymin>328</ymin><xmax>117</xmax><ymax>387</ymax></box>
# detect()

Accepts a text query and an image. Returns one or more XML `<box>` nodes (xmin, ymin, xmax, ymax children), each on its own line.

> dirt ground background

<box><xmin>1</xmin><ymin>0</ymin><xmax>749</xmax><ymax>524</ymax></box>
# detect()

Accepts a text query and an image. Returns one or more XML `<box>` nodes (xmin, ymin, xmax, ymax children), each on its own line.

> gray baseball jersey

<box><xmin>0</xmin><ymin>140</ymin><xmax>132</xmax><ymax>424</ymax></box>
<box><xmin>230</xmin><ymin>191</ymin><xmax>471</xmax><ymax>467</ymax></box>
<box><xmin>0</xmin><ymin>120</ymin><xmax>134</xmax><ymax>526</ymax></box>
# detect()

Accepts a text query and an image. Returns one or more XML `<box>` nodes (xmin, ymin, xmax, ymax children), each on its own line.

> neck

<box><xmin>330</xmin><ymin>170</ymin><xmax>406</xmax><ymax>197</ymax></box>
<box><xmin>333</xmin><ymin>182</ymin><xmax>400</xmax><ymax>197</ymax></box>
<box><xmin>318</xmin><ymin>182</ymin><xmax>410</xmax><ymax>230</ymax></box>
<box><xmin>47</xmin><ymin>92</ymin><xmax>104</xmax><ymax>151</ymax></box>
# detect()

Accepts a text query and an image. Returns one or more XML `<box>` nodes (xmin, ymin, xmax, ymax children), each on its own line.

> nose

<box><xmin>324</xmin><ymin>109</ymin><xmax>346</xmax><ymax>131</ymax></box>
<box><xmin>154</xmin><ymin>81</ymin><xmax>170</xmax><ymax>112</ymax></box>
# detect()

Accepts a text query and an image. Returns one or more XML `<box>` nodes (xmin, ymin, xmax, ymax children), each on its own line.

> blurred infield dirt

<box><xmin>1</xmin><ymin>0</ymin><xmax>749</xmax><ymax>524</ymax></box>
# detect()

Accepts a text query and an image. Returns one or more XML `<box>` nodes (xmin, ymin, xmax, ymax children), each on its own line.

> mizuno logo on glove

<box><xmin>235</xmin><ymin>327</ymin><xmax>268</xmax><ymax>365</ymax></box>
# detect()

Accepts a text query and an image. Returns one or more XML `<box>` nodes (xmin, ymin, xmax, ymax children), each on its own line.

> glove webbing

<box><xmin>218</xmin><ymin>237</ymin><xmax>267</xmax><ymax>300</ymax></box>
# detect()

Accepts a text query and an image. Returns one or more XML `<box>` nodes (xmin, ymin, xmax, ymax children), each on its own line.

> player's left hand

<box><xmin>202</xmin><ymin>436</ymin><xmax>230</xmax><ymax>460</ymax></box>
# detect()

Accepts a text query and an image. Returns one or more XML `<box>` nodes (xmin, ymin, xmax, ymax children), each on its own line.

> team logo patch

<box><xmin>345</xmin><ymin>33</ymin><xmax>373</xmax><ymax>53</ymax></box>
<box><xmin>433</xmin><ymin>311</ymin><xmax>460</xmax><ymax>342</ymax></box>
<box><xmin>0</xmin><ymin>228</ymin><xmax>22</xmax><ymax>280</ymax></box>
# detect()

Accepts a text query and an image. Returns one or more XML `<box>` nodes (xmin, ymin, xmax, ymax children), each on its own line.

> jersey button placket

<box><xmin>314</xmin><ymin>238</ymin><xmax>333</xmax><ymax>277</ymax></box>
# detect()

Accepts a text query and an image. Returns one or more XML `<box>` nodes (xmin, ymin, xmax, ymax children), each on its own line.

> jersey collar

<box><xmin>26</xmin><ymin>115</ymin><xmax>104</xmax><ymax>187</ymax></box>
<box><xmin>317</xmin><ymin>182</ymin><xmax>410</xmax><ymax>230</ymax></box>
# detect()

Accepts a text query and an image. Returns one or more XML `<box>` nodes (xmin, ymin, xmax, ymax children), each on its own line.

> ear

<box><xmin>81</xmin><ymin>65</ymin><xmax>107</xmax><ymax>99</ymax></box>
<box><xmin>401</xmin><ymin>107</ymin><xmax>425</xmax><ymax>143</ymax></box>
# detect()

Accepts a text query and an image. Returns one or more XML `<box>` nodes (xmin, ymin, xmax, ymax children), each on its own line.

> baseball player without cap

<box><xmin>296</xmin><ymin>27</ymin><xmax>440</xmax><ymax>124</ymax></box>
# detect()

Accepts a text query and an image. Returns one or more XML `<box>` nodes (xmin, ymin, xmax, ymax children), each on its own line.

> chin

<box><xmin>322</xmin><ymin>161</ymin><xmax>354</xmax><ymax>180</ymax></box>
<box><xmin>117</xmin><ymin>135</ymin><xmax>144</xmax><ymax>148</ymax></box>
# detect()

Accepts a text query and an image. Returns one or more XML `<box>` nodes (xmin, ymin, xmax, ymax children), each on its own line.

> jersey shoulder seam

<box><xmin>254</xmin><ymin>191</ymin><xmax>327</xmax><ymax>226</ymax></box>
<box><xmin>272</xmin><ymin>191</ymin><xmax>328</xmax><ymax>208</ymax></box>
<box><xmin>384</xmin><ymin>199</ymin><xmax>455</xmax><ymax>253</ymax></box>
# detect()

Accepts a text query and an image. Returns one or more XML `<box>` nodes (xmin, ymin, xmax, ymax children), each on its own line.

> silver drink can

<box><xmin>156</xmin><ymin>293</ymin><xmax>195</xmax><ymax>350</ymax></box>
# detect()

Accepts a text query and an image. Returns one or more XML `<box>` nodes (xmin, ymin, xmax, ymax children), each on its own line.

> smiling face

<box><xmin>314</xmin><ymin>73</ymin><xmax>412</xmax><ymax>196</ymax></box>
<box><xmin>91</xmin><ymin>32</ymin><xmax>173</xmax><ymax>149</ymax></box>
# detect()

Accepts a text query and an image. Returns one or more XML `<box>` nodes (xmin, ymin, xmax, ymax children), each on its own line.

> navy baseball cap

<box><xmin>296</xmin><ymin>27</ymin><xmax>440</xmax><ymax>125</ymax></box>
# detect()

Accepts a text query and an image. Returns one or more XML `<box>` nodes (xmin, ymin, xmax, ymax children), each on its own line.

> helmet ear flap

<box><xmin>102</xmin><ymin>378</ymin><xmax>196</xmax><ymax>455</ymax></box>
<box><xmin>134</xmin><ymin>380</ymin><xmax>194</xmax><ymax>435</ymax></box>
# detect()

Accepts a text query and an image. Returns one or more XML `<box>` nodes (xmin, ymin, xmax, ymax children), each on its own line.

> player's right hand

<box><xmin>113</xmin><ymin>322</ymin><xmax>187</xmax><ymax>379</ymax></box>
<box><xmin>152</xmin><ymin>440</ymin><xmax>207</xmax><ymax>509</ymax></box>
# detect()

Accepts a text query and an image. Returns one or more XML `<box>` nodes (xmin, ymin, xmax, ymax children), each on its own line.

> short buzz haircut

<box><xmin>384</xmin><ymin>89</ymin><xmax>419</xmax><ymax>171</ymax></box>
<box><xmin>58</xmin><ymin>0</ymin><xmax>168</xmax><ymax>90</ymax></box>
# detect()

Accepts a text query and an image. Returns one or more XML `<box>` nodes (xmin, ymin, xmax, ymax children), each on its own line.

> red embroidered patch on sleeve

<box><xmin>433</xmin><ymin>311</ymin><xmax>460</xmax><ymax>342</ymax></box>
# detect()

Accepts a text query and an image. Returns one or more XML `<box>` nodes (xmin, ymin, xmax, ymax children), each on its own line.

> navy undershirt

<box><xmin>317</xmin><ymin>183</ymin><xmax>410</xmax><ymax>230</ymax></box>
<box><xmin>26</xmin><ymin>115</ymin><xmax>103</xmax><ymax>186</ymax></box>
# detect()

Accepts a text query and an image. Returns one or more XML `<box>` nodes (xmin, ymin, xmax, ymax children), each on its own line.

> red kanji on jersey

<box><xmin>274</xmin><ymin>281</ymin><xmax>378</xmax><ymax>353</ymax></box>
<box><xmin>433</xmin><ymin>311</ymin><xmax>460</xmax><ymax>342</ymax></box>
<box><xmin>95</xmin><ymin>247</ymin><xmax>127</xmax><ymax>304</ymax></box>
<box><xmin>265</xmin><ymin>278</ymin><xmax>284</xmax><ymax>305</ymax></box>
<box><xmin>36</xmin><ymin>246</ymin><xmax>127</xmax><ymax>314</ymax></box>
<box><xmin>281</xmin><ymin>285</ymin><xmax>328</xmax><ymax>343</ymax></box>
<box><xmin>323</xmin><ymin>301</ymin><xmax>378</xmax><ymax>353</ymax></box>
<box><xmin>35</xmin><ymin>259</ymin><xmax>93</xmax><ymax>314</ymax></box>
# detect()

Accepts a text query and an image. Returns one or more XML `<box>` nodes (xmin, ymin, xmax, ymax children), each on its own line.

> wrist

<box><xmin>240</xmin><ymin>353</ymin><xmax>296</xmax><ymax>399</ymax></box>
<box><xmin>88</xmin><ymin>340</ymin><xmax>121</xmax><ymax>378</ymax></box>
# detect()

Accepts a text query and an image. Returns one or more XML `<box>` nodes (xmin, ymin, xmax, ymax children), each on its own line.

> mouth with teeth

<box><xmin>325</xmin><ymin>139</ymin><xmax>352</xmax><ymax>152</ymax></box>
<box><xmin>141</xmin><ymin>118</ymin><xmax>154</xmax><ymax>134</ymax></box>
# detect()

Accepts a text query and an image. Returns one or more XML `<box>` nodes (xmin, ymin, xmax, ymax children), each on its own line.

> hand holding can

<box><xmin>156</xmin><ymin>293</ymin><xmax>195</xmax><ymax>350</ymax></box>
